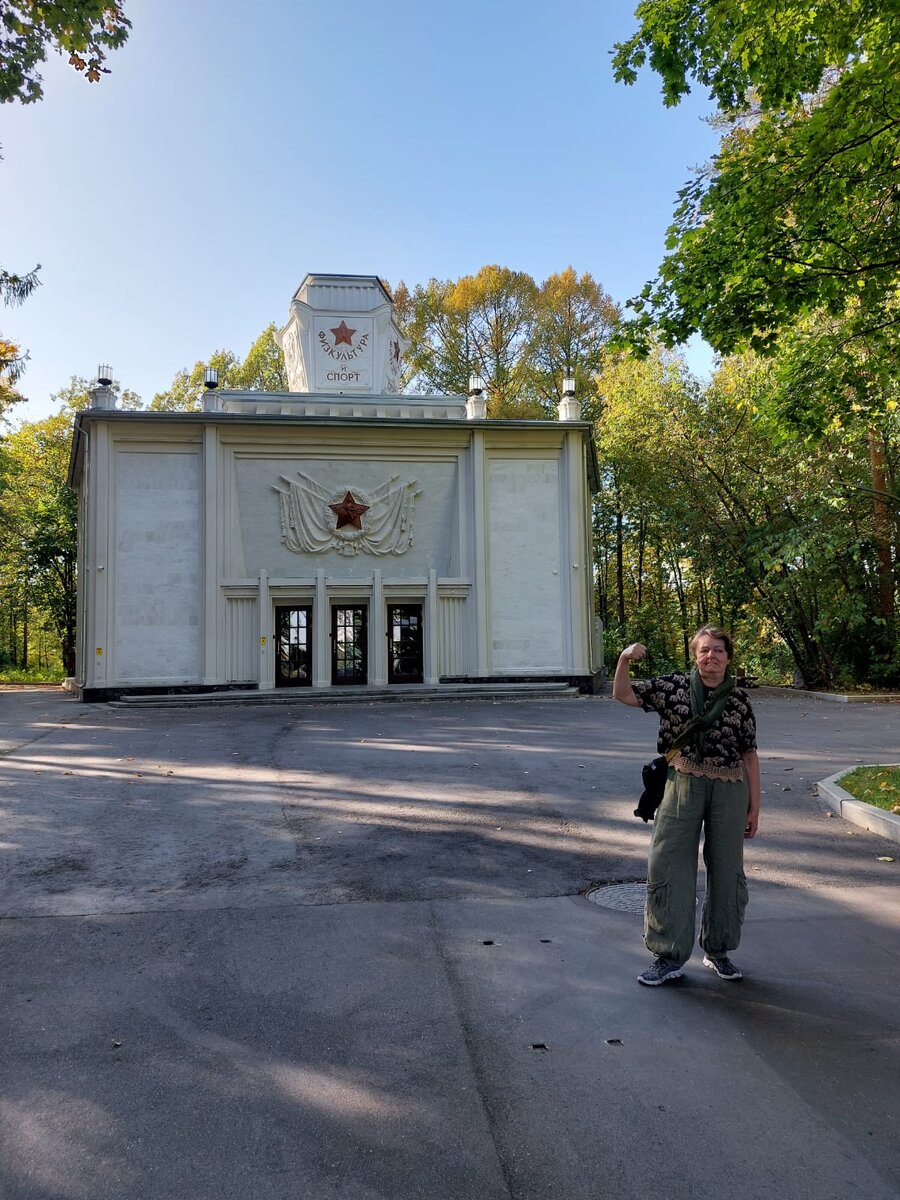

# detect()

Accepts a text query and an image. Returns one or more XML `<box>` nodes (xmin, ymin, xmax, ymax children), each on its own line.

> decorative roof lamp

<box><xmin>202</xmin><ymin>365</ymin><xmax>221</xmax><ymax>411</ymax></box>
<box><xmin>467</xmin><ymin>373</ymin><xmax>487</xmax><ymax>420</ymax></box>
<box><xmin>90</xmin><ymin>364</ymin><xmax>116</xmax><ymax>409</ymax></box>
<box><xmin>559</xmin><ymin>375</ymin><xmax>580</xmax><ymax>421</ymax></box>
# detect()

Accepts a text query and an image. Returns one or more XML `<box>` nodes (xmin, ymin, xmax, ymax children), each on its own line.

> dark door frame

<box><xmin>387</xmin><ymin>602</ymin><xmax>424</xmax><ymax>684</ymax></box>
<box><xmin>275</xmin><ymin>605</ymin><xmax>313</xmax><ymax>688</ymax></box>
<box><xmin>330</xmin><ymin>604</ymin><xmax>368</xmax><ymax>685</ymax></box>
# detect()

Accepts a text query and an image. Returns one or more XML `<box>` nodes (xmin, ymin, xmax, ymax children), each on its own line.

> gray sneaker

<box><xmin>637</xmin><ymin>956</ymin><xmax>685</xmax><ymax>986</ymax></box>
<box><xmin>703</xmin><ymin>954</ymin><xmax>743</xmax><ymax>980</ymax></box>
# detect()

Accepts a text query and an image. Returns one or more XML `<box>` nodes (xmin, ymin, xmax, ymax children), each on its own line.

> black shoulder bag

<box><xmin>634</xmin><ymin>744</ymin><xmax>686</xmax><ymax>823</ymax></box>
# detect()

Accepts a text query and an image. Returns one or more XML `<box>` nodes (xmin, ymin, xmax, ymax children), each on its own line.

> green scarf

<box><xmin>687</xmin><ymin>667</ymin><xmax>735</xmax><ymax>757</ymax></box>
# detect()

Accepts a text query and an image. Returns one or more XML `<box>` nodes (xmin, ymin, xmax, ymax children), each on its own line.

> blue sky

<box><xmin>2</xmin><ymin>0</ymin><xmax>720</xmax><ymax>423</ymax></box>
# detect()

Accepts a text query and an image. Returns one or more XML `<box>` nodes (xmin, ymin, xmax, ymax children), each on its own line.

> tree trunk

<box><xmin>63</xmin><ymin>625</ymin><xmax>76</xmax><ymax>676</ymax></box>
<box><xmin>868</xmin><ymin>427</ymin><xmax>895</xmax><ymax>621</ymax></box>
<box><xmin>615</xmin><ymin>483</ymin><xmax>625</xmax><ymax>626</ymax></box>
<box><xmin>698</xmin><ymin>574</ymin><xmax>710</xmax><ymax>624</ymax></box>
<box><xmin>669</xmin><ymin>553</ymin><xmax>690</xmax><ymax>668</ymax></box>
<box><xmin>593</xmin><ymin>503</ymin><xmax>609</xmax><ymax>627</ymax></box>
<box><xmin>21</xmin><ymin>587</ymin><xmax>28</xmax><ymax>672</ymax></box>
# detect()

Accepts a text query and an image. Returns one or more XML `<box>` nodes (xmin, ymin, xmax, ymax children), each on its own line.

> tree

<box><xmin>0</xmin><ymin>264</ymin><xmax>39</xmax><ymax>417</ymax></box>
<box><xmin>394</xmin><ymin>278</ymin><xmax>476</xmax><ymax>398</ymax></box>
<box><xmin>595</xmin><ymin>346</ymin><xmax>898</xmax><ymax>688</ymax></box>
<box><xmin>50</xmin><ymin>374</ymin><xmax>142</xmax><ymax>412</ymax></box>
<box><xmin>150</xmin><ymin>350</ymin><xmax>240</xmax><ymax>412</ymax></box>
<box><xmin>0</xmin><ymin>411</ymin><xmax>78</xmax><ymax>673</ymax></box>
<box><xmin>752</xmin><ymin>317</ymin><xmax>898</xmax><ymax>631</ymax></box>
<box><xmin>593</xmin><ymin>349</ymin><xmax>709</xmax><ymax>665</ymax></box>
<box><xmin>398</xmin><ymin>267</ymin><xmax>540</xmax><ymax>414</ymax></box>
<box><xmin>0</xmin><ymin>375</ymin><xmax>140</xmax><ymax>675</ymax></box>
<box><xmin>230</xmin><ymin>323</ymin><xmax>288</xmax><ymax>392</ymax></box>
<box><xmin>1</xmin><ymin>2</ymin><xmax>130</xmax><ymax>406</ymax></box>
<box><xmin>397</xmin><ymin>266</ymin><xmax>617</xmax><ymax>417</ymax></box>
<box><xmin>0</xmin><ymin>332</ymin><xmax>24</xmax><ymax>413</ymax></box>
<box><xmin>0</xmin><ymin>265</ymin><xmax>38</xmax><ymax>305</ymax></box>
<box><xmin>612</xmin><ymin>1</ymin><xmax>900</xmax><ymax>402</ymax></box>
<box><xmin>149</xmin><ymin>325</ymin><xmax>286</xmax><ymax>411</ymax></box>
<box><xmin>449</xmin><ymin>266</ymin><xmax>538</xmax><ymax>415</ymax></box>
<box><xmin>0</xmin><ymin>0</ymin><xmax>131</xmax><ymax>104</ymax></box>
<box><xmin>526</xmin><ymin>268</ymin><xmax>619</xmax><ymax>414</ymax></box>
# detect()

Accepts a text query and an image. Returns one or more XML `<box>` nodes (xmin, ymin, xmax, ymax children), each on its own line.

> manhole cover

<box><xmin>587</xmin><ymin>883</ymin><xmax>648</xmax><ymax>913</ymax></box>
<box><xmin>587</xmin><ymin>883</ymin><xmax>702</xmax><ymax>913</ymax></box>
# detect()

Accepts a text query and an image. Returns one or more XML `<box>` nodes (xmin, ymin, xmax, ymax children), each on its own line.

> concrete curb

<box><xmin>756</xmin><ymin>686</ymin><xmax>899</xmax><ymax>704</ymax></box>
<box><xmin>817</xmin><ymin>764</ymin><xmax>900</xmax><ymax>845</ymax></box>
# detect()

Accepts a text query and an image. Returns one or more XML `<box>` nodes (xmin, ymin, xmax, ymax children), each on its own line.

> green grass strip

<box><xmin>840</xmin><ymin>766</ymin><xmax>900</xmax><ymax>814</ymax></box>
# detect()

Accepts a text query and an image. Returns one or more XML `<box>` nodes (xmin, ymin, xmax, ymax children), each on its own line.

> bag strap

<box><xmin>665</xmin><ymin>675</ymin><xmax>735</xmax><ymax>763</ymax></box>
<box><xmin>663</xmin><ymin>718</ymin><xmax>701</xmax><ymax>763</ymax></box>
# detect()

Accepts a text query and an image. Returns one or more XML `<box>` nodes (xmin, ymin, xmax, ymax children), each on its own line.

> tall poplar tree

<box><xmin>397</xmin><ymin>266</ymin><xmax>617</xmax><ymax>417</ymax></box>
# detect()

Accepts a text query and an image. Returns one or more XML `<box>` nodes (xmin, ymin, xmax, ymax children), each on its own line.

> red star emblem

<box><xmin>329</xmin><ymin>491</ymin><xmax>369</xmax><ymax>530</ymax></box>
<box><xmin>330</xmin><ymin>320</ymin><xmax>356</xmax><ymax>346</ymax></box>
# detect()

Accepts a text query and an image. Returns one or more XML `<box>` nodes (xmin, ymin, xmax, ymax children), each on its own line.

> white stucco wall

<box><xmin>487</xmin><ymin>458</ymin><xmax>563</xmax><ymax>672</ymax></box>
<box><xmin>224</xmin><ymin>596</ymin><xmax>258</xmax><ymax>683</ymax></box>
<box><xmin>438</xmin><ymin>594</ymin><xmax>469</xmax><ymax>676</ymax></box>
<box><xmin>114</xmin><ymin>450</ymin><xmax>200</xmax><ymax>680</ymax></box>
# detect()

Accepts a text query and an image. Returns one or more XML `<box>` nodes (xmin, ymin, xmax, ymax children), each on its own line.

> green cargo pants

<box><xmin>644</xmin><ymin>768</ymin><xmax>750</xmax><ymax>966</ymax></box>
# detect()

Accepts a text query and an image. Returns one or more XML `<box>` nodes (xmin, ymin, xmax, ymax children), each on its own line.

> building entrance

<box><xmin>331</xmin><ymin>605</ymin><xmax>368</xmax><ymax>685</ymax></box>
<box><xmin>387</xmin><ymin>604</ymin><xmax>423</xmax><ymax>684</ymax></box>
<box><xmin>275</xmin><ymin>606</ymin><xmax>313</xmax><ymax>687</ymax></box>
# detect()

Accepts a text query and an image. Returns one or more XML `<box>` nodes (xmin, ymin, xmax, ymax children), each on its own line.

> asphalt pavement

<box><xmin>1</xmin><ymin>686</ymin><xmax>898</xmax><ymax>1199</ymax></box>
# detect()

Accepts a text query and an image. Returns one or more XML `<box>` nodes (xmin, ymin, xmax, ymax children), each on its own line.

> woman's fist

<box><xmin>621</xmin><ymin>643</ymin><xmax>647</xmax><ymax>660</ymax></box>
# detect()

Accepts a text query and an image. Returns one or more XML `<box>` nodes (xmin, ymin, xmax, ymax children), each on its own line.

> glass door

<box><xmin>275</xmin><ymin>606</ymin><xmax>313</xmax><ymax>687</ymax></box>
<box><xmin>387</xmin><ymin>604</ymin><xmax>423</xmax><ymax>684</ymax></box>
<box><xmin>331</xmin><ymin>605</ymin><xmax>368</xmax><ymax>685</ymax></box>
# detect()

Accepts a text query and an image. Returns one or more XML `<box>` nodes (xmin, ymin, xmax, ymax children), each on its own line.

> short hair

<box><xmin>689</xmin><ymin>624</ymin><xmax>735</xmax><ymax>661</ymax></box>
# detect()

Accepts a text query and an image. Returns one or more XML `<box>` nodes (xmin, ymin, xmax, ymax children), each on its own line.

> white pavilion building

<box><xmin>68</xmin><ymin>274</ymin><xmax>601</xmax><ymax>700</ymax></box>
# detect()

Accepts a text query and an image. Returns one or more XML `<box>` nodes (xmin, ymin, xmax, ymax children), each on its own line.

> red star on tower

<box><xmin>329</xmin><ymin>491</ymin><xmax>369</xmax><ymax>530</ymax></box>
<box><xmin>330</xmin><ymin>320</ymin><xmax>356</xmax><ymax>346</ymax></box>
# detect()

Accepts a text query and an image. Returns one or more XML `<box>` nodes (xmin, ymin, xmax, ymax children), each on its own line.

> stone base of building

<box><xmin>77</xmin><ymin>683</ymin><xmax>259</xmax><ymax>703</ymax></box>
<box><xmin>440</xmin><ymin>673</ymin><xmax>603</xmax><ymax>695</ymax></box>
<box><xmin>77</xmin><ymin>673</ymin><xmax>603</xmax><ymax>703</ymax></box>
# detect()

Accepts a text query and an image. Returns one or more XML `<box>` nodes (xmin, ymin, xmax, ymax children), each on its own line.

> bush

<box><xmin>0</xmin><ymin>667</ymin><xmax>65</xmax><ymax>684</ymax></box>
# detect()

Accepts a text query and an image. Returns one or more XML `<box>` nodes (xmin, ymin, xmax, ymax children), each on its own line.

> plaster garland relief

<box><xmin>274</xmin><ymin>470</ymin><xmax>421</xmax><ymax>557</ymax></box>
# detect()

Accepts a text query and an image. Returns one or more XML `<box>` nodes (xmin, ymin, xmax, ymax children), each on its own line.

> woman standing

<box><xmin>613</xmin><ymin>626</ymin><xmax>760</xmax><ymax>986</ymax></box>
